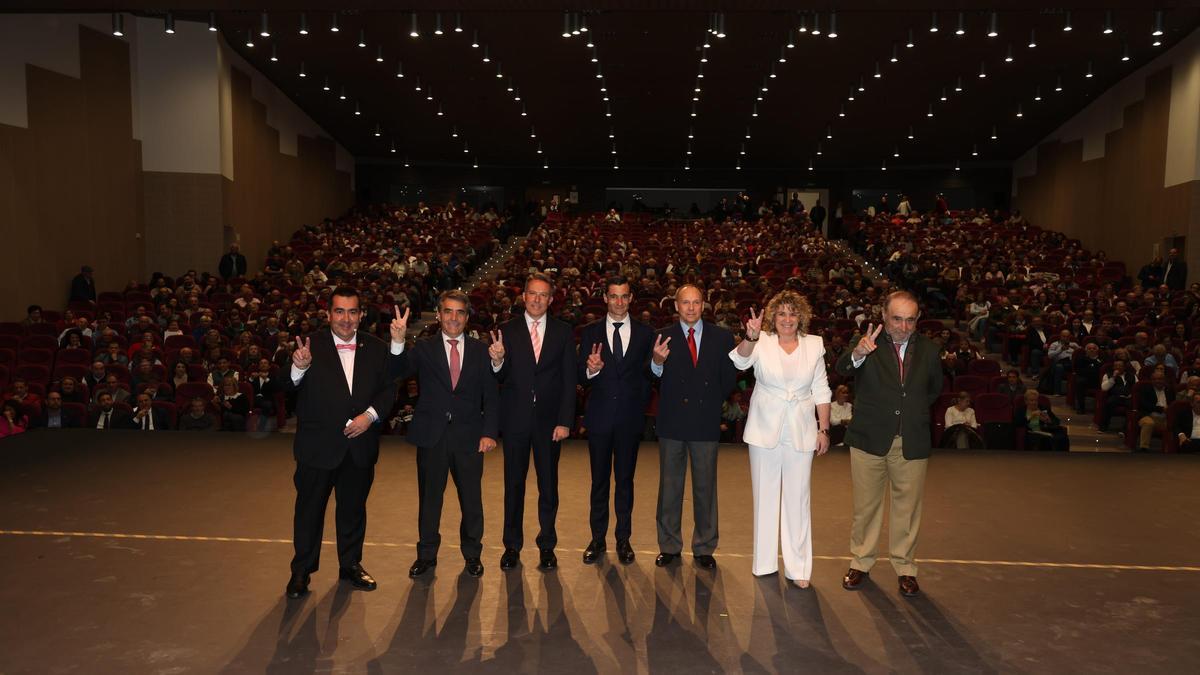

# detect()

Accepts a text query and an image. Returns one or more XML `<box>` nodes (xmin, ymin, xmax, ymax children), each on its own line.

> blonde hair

<box><xmin>762</xmin><ymin>289</ymin><xmax>812</xmax><ymax>336</ymax></box>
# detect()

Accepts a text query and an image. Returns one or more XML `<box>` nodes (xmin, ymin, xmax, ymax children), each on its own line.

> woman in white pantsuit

<box><xmin>729</xmin><ymin>290</ymin><xmax>832</xmax><ymax>588</ymax></box>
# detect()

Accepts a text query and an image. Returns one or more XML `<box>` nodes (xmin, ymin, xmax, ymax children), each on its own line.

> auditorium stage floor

<box><xmin>0</xmin><ymin>432</ymin><xmax>1198</xmax><ymax>674</ymax></box>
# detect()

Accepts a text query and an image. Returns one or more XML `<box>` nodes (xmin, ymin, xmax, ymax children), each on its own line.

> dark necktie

<box><xmin>611</xmin><ymin>322</ymin><xmax>624</xmax><ymax>361</ymax></box>
<box><xmin>893</xmin><ymin>343</ymin><xmax>905</xmax><ymax>383</ymax></box>
<box><xmin>142</xmin><ymin>414</ymin><xmax>149</xmax><ymax>431</ymax></box>
<box><xmin>687</xmin><ymin>327</ymin><xmax>698</xmax><ymax>366</ymax></box>
<box><xmin>102</xmin><ymin>411</ymin><xmax>110</xmax><ymax>429</ymax></box>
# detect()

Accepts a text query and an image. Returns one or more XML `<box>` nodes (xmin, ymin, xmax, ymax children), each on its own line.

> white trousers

<box><xmin>748</xmin><ymin>442</ymin><xmax>814</xmax><ymax>580</ymax></box>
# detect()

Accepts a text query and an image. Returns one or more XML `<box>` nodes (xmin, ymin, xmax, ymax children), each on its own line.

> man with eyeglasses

<box><xmin>577</xmin><ymin>275</ymin><xmax>655</xmax><ymax>565</ymax></box>
<box><xmin>836</xmin><ymin>290</ymin><xmax>943</xmax><ymax>598</ymax></box>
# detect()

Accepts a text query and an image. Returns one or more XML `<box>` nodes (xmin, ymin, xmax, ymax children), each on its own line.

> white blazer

<box><xmin>729</xmin><ymin>332</ymin><xmax>832</xmax><ymax>451</ymax></box>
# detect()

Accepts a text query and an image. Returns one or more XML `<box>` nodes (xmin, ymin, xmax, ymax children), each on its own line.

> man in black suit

<box><xmin>578</xmin><ymin>275</ymin><xmax>654</xmax><ymax>565</ymax></box>
<box><xmin>69</xmin><ymin>265</ymin><xmax>96</xmax><ymax>304</ymax></box>
<box><xmin>33</xmin><ymin>391</ymin><xmax>78</xmax><ymax>429</ymax></box>
<box><xmin>87</xmin><ymin>391</ymin><xmax>130</xmax><ymax>429</ymax></box>
<box><xmin>650</xmin><ymin>284</ymin><xmax>737</xmax><ymax>570</ymax></box>
<box><xmin>389</xmin><ymin>291</ymin><xmax>499</xmax><ymax>579</ymax></box>
<box><xmin>218</xmin><ymin>244</ymin><xmax>248</xmax><ymax>280</ymax></box>
<box><xmin>125</xmin><ymin>391</ymin><xmax>169</xmax><ymax>431</ymax></box>
<box><xmin>1164</xmin><ymin>248</ymin><xmax>1187</xmax><ymax>291</ymax></box>
<box><xmin>1136</xmin><ymin>369</ymin><xmax>1175</xmax><ymax>452</ymax></box>
<box><xmin>492</xmin><ymin>273</ymin><xmax>577</xmax><ymax>572</ymax></box>
<box><xmin>280</xmin><ymin>287</ymin><xmax>399</xmax><ymax>599</ymax></box>
<box><xmin>1025</xmin><ymin>315</ymin><xmax>1050</xmax><ymax>374</ymax></box>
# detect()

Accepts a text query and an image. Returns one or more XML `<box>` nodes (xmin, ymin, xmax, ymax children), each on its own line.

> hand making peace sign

<box><xmin>744</xmin><ymin>306</ymin><xmax>763</xmax><ymax>340</ymax></box>
<box><xmin>389</xmin><ymin>305</ymin><xmax>410</xmax><ymax>344</ymax></box>
<box><xmin>488</xmin><ymin>330</ymin><xmax>506</xmax><ymax>365</ymax></box>
<box><xmin>652</xmin><ymin>333</ymin><xmax>672</xmax><ymax>365</ymax></box>
<box><xmin>292</xmin><ymin>335</ymin><xmax>313</xmax><ymax>370</ymax></box>
<box><xmin>586</xmin><ymin>342</ymin><xmax>604</xmax><ymax>375</ymax></box>
<box><xmin>851</xmin><ymin>323</ymin><xmax>885</xmax><ymax>359</ymax></box>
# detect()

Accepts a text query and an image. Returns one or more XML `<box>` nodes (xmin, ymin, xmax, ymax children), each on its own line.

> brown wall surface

<box><xmin>225</xmin><ymin>67</ymin><xmax>353</xmax><ymax>272</ymax></box>
<box><xmin>142</xmin><ymin>171</ymin><xmax>225</xmax><ymax>277</ymax></box>
<box><xmin>1015</xmin><ymin>68</ymin><xmax>1199</xmax><ymax>267</ymax></box>
<box><xmin>0</xmin><ymin>26</ymin><xmax>144</xmax><ymax>320</ymax></box>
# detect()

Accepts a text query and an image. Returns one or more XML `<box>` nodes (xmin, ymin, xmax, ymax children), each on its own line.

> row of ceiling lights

<box><xmin>564</xmin><ymin>11</ymin><xmax>615</xmax><ymax>169</ymax></box>
<box><xmin>112</xmin><ymin>9</ymin><xmax>1175</xmax><ymax>171</ymax></box>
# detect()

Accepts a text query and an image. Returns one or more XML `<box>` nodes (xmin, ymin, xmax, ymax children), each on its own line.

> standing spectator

<box><xmin>69</xmin><ymin>265</ymin><xmax>97</xmax><ymax>304</ymax></box>
<box><xmin>649</xmin><ymin>284</ymin><xmax>737</xmax><ymax>571</ymax></box>
<box><xmin>219</xmin><ymin>244</ymin><xmax>248</xmax><ymax>280</ymax></box>
<box><xmin>1163</xmin><ymin>248</ymin><xmax>1187</xmax><ymax>291</ymax></box>
<box><xmin>809</xmin><ymin>200</ymin><xmax>827</xmax><ymax>231</ymax></box>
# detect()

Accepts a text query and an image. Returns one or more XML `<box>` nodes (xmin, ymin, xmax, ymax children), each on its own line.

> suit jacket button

<box><xmin>894</xmin><ymin>410</ymin><xmax>901</xmax><ymax>415</ymax></box>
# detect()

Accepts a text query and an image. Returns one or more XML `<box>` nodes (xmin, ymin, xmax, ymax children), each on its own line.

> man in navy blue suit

<box><xmin>389</xmin><ymin>290</ymin><xmax>499</xmax><ymax>579</ymax></box>
<box><xmin>491</xmin><ymin>273</ymin><xmax>578</xmax><ymax>571</ymax></box>
<box><xmin>650</xmin><ymin>284</ymin><xmax>737</xmax><ymax>570</ymax></box>
<box><xmin>578</xmin><ymin>275</ymin><xmax>655</xmax><ymax>565</ymax></box>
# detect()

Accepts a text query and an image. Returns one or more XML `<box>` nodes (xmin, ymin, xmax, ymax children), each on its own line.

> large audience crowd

<box><xmin>3</xmin><ymin>194</ymin><xmax>1194</xmax><ymax>453</ymax></box>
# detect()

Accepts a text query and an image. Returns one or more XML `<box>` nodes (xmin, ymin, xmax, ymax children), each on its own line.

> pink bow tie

<box><xmin>336</xmin><ymin>343</ymin><xmax>357</xmax><ymax>352</ymax></box>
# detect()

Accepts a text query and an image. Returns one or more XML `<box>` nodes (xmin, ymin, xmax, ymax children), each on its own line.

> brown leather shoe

<box><xmin>842</xmin><ymin>568</ymin><xmax>869</xmax><ymax>590</ymax></box>
<box><xmin>898</xmin><ymin>575</ymin><xmax>920</xmax><ymax>597</ymax></box>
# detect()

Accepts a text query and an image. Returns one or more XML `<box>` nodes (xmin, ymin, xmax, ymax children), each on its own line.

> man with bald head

<box><xmin>836</xmin><ymin>290</ymin><xmax>943</xmax><ymax>598</ymax></box>
<box><xmin>649</xmin><ymin>284</ymin><xmax>737</xmax><ymax>570</ymax></box>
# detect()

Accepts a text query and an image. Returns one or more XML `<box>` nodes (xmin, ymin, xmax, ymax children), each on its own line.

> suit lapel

<box><xmin>427</xmin><ymin>336</ymin><xmax>454</xmax><ymax>392</ymax></box>
<box><xmin>350</xmin><ymin>334</ymin><xmax>369</xmax><ymax>397</ymax></box>
<box><xmin>320</xmin><ymin>333</ymin><xmax>352</xmax><ymax>398</ymax></box>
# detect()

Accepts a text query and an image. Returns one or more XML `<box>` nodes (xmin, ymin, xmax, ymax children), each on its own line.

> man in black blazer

<box><xmin>32</xmin><ymin>391</ymin><xmax>78</xmax><ymax>429</ymax></box>
<box><xmin>1164</xmin><ymin>248</ymin><xmax>1187</xmax><ymax>291</ymax></box>
<box><xmin>87</xmin><ymin>391</ymin><xmax>130</xmax><ymax>429</ymax></box>
<box><xmin>492</xmin><ymin>273</ymin><xmax>577</xmax><ymax>571</ymax></box>
<box><xmin>578</xmin><ymin>275</ymin><xmax>654</xmax><ymax>565</ymax></box>
<box><xmin>1172</xmin><ymin>391</ymin><xmax>1200</xmax><ymax>452</ymax></box>
<box><xmin>649</xmin><ymin>284</ymin><xmax>737</xmax><ymax>570</ymax></box>
<box><xmin>280</xmin><ymin>287</ymin><xmax>399</xmax><ymax>599</ymax></box>
<box><xmin>1136</xmin><ymin>369</ymin><xmax>1175</xmax><ymax>452</ymax></box>
<box><xmin>389</xmin><ymin>291</ymin><xmax>499</xmax><ymax>579</ymax></box>
<box><xmin>218</xmin><ymin>244</ymin><xmax>248</xmax><ymax>280</ymax></box>
<box><xmin>835</xmin><ymin>291</ymin><xmax>943</xmax><ymax>598</ymax></box>
<box><xmin>125</xmin><ymin>391</ymin><xmax>169</xmax><ymax>431</ymax></box>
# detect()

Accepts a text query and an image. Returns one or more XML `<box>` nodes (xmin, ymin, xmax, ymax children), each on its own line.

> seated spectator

<box><xmin>177</xmin><ymin>396</ymin><xmax>217</xmax><ymax>432</ymax></box>
<box><xmin>830</xmin><ymin>384</ymin><xmax>853</xmax><ymax>427</ymax></box>
<box><xmin>1185</xmin><ymin>376</ymin><xmax>1200</xmax><ymax>400</ymax></box>
<box><xmin>1144</xmin><ymin>344</ymin><xmax>1179</xmax><ymax>372</ymax></box>
<box><xmin>92</xmin><ymin>374</ymin><xmax>131</xmax><ymax>406</ymax></box>
<box><xmin>1073</xmin><ymin>343</ymin><xmax>1105</xmax><ymax>414</ymax></box>
<box><xmin>126</xmin><ymin>391</ymin><xmax>168</xmax><ymax>431</ymax></box>
<box><xmin>130</xmin><ymin>359</ymin><xmax>162</xmax><ymax>397</ymax></box>
<box><xmin>126</xmin><ymin>330</ymin><xmax>160</xmax><ymax>360</ymax></box>
<box><xmin>1025</xmin><ymin>316</ymin><xmax>1050</xmax><ymax>375</ymax></box>
<box><xmin>163</xmin><ymin>318</ymin><xmax>184</xmax><ymax>340</ymax></box>
<box><xmin>59</xmin><ymin>328</ymin><xmax>86</xmax><ymax>351</ymax></box>
<box><xmin>214</xmin><ymin>376</ymin><xmax>249</xmax><ymax>431</ymax></box>
<box><xmin>21</xmin><ymin>304</ymin><xmax>42</xmax><ymax>327</ymax></box>
<box><xmin>33</xmin><ymin>391</ymin><xmax>77</xmax><ymax>429</ymax></box>
<box><xmin>6</xmin><ymin>378</ymin><xmax>42</xmax><ymax>419</ymax></box>
<box><xmin>88</xmin><ymin>391</ymin><xmax>130</xmax><ymax>430</ymax></box>
<box><xmin>0</xmin><ymin>399</ymin><xmax>28</xmax><ymax>438</ymax></box>
<box><xmin>1137</xmin><ymin>370</ymin><xmax>1175</xmax><ymax>452</ymax></box>
<box><xmin>1043</xmin><ymin>330</ymin><xmax>1079</xmax><ymax>396</ymax></box>
<box><xmin>719</xmin><ymin>391</ymin><xmax>747</xmax><ymax>443</ymax></box>
<box><xmin>1015</xmin><ymin>389</ymin><xmax>1069</xmax><ymax>451</ymax></box>
<box><xmin>57</xmin><ymin>376</ymin><xmax>88</xmax><ymax>406</ymax></box>
<box><xmin>389</xmin><ymin>379</ymin><xmax>420</xmax><ymax>435</ymax></box>
<box><xmin>1099</xmin><ymin>360</ymin><xmax>1134</xmax><ymax>432</ymax></box>
<box><xmin>98</xmin><ymin>341</ymin><xmax>129</xmax><ymax>367</ymax></box>
<box><xmin>943</xmin><ymin>391</ymin><xmax>984</xmax><ymax>449</ymax></box>
<box><xmin>247</xmin><ymin>358</ymin><xmax>276</xmax><ymax>420</ymax></box>
<box><xmin>1172</xmin><ymin>392</ymin><xmax>1200</xmax><ymax>453</ymax></box>
<box><xmin>206</xmin><ymin>356</ymin><xmax>239</xmax><ymax>388</ymax></box>
<box><xmin>996</xmin><ymin>369</ymin><xmax>1024</xmax><ymax>399</ymax></box>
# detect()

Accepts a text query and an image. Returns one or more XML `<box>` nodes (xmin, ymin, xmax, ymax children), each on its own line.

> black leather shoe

<box><xmin>285</xmin><ymin>573</ymin><xmax>310</xmax><ymax>599</ymax></box>
<box><xmin>695</xmin><ymin>554</ymin><xmax>717</xmax><ymax>570</ymax></box>
<box><xmin>583</xmin><ymin>540</ymin><xmax>606</xmax><ymax>565</ymax></box>
<box><xmin>616</xmin><ymin>540</ymin><xmax>635</xmax><ymax>565</ymax></box>
<box><xmin>465</xmin><ymin>558</ymin><xmax>484</xmax><ymax>578</ymax></box>
<box><xmin>898</xmin><ymin>575</ymin><xmax>921</xmax><ymax>597</ymax></box>
<box><xmin>408</xmin><ymin>559</ymin><xmax>436</xmax><ymax>578</ymax></box>
<box><xmin>655</xmin><ymin>552</ymin><xmax>679</xmax><ymax>567</ymax></box>
<box><xmin>339</xmin><ymin>563</ymin><xmax>378</xmax><ymax>590</ymax></box>
<box><xmin>538</xmin><ymin>549</ymin><xmax>558</xmax><ymax>571</ymax></box>
<box><xmin>499</xmin><ymin>548</ymin><xmax>520</xmax><ymax>570</ymax></box>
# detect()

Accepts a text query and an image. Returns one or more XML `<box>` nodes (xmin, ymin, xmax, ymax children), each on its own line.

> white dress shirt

<box><xmin>587</xmin><ymin>314</ymin><xmax>632</xmax><ymax>380</ymax></box>
<box><xmin>290</xmin><ymin>330</ymin><xmax>385</xmax><ymax>423</ymax></box>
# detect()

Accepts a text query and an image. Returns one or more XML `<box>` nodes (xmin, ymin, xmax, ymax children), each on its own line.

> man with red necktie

<box><xmin>650</xmin><ymin>284</ymin><xmax>737</xmax><ymax>570</ymax></box>
<box><xmin>388</xmin><ymin>289</ymin><xmax>499</xmax><ymax>579</ymax></box>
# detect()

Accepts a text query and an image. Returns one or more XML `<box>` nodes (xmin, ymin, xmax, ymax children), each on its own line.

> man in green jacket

<box><xmin>835</xmin><ymin>291</ymin><xmax>943</xmax><ymax>598</ymax></box>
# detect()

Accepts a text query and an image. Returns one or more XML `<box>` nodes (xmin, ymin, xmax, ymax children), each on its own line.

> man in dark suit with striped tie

<box><xmin>650</xmin><ymin>284</ymin><xmax>737</xmax><ymax>570</ymax></box>
<box><xmin>578</xmin><ymin>275</ymin><xmax>655</xmax><ymax>565</ymax></box>
<box><xmin>491</xmin><ymin>273</ymin><xmax>578</xmax><ymax>572</ymax></box>
<box><xmin>389</xmin><ymin>290</ymin><xmax>500</xmax><ymax>579</ymax></box>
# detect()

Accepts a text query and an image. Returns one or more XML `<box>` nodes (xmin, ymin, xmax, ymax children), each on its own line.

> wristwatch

<box><xmin>817</xmin><ymin>428</ymin><xmax>830</xmax><ymax>435</ymax></box>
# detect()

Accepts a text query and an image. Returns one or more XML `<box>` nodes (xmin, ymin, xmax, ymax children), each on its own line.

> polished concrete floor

<box><xmin>0</xmin><ymin>431</ymin><xmax>1198</xmax><ymax>674</ymax></box>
